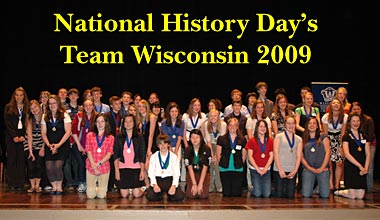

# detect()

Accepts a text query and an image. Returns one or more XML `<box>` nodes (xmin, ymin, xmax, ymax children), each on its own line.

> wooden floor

<box><xmin>1</xmin><ymin>160</ymin><xmax>380</xmax><ymax>220</ymax></box>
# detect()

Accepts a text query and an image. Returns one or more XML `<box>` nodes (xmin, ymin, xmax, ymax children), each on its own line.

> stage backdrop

<box><xmin>311</xmin><ymin>82</ymin><xmax>349</xmax><ymax>115</ymax></box>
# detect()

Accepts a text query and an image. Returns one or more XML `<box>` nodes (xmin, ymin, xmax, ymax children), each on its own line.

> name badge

<box><xmin>361</xmin><ymin>139</ymin><xmax>367</xmax><ymax>144</ymax></box>
<box><xmin>236</xmin><ymin>145</ymin><xmax>242</xmax><ymax>150</ymax></box>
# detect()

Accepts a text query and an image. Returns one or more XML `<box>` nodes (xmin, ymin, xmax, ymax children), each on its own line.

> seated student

<box><xmin>184</xmin><ymin>129</ymin><xmax>212</xmax><ymax>199</ymax></box>
<box><xmin>146</xmin><ymin>134</ymin><xmax>185</xmax><ymax>202</ymax></box>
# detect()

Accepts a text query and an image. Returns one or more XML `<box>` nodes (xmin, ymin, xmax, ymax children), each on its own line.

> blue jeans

<box><xmin>63</xmin><ymin>146</ymin><xmax>78</xmax><ymax>186</ymax></box>
<box><xmin>250</xmin><ymin>168</ymin><xmax>271</xmax><ymax>197</ymax></box>
<box><xmin>302</xmin><ymin>168</ymin><xmax>330</xmax><ymax>198</ymax></box>
<box><xmin>72</xmin><ymin>143</ymin><xmax>87</xmax><ymax>184</ymax></box>
<box><xmin>367</xmin><ymin>145</ymin><xmax>376</xmax><ymax>191</ymax></box>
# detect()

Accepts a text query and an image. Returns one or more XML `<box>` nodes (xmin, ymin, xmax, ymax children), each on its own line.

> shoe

<box><xmin>77</xmin><ymin>183</ymin><xmax>86</xmax><ymax>193</ymax></box>
<box><xmin>56</xmin><ymin>191</ymin><xmax>63</xmax><ymax>195</ymax></box>
<box><xmin>27</xmin><ymin>188</ymin><xmax>35</xmax><ymax>193</ymax></box>
<box><xmin>65</xmin><ymin>186</ymin><xmax>75</xmax><ymax>192</ymax></box>
<box><xmin>217</xmin><ymin>188</ymin><xmax>223</xmax><ymax>193</ymax></box>
<box><xmin>140</xmin><ymin>186</ymin><xmax>147</xmax><ymax>192</ymax></box>
<box><xmin>8</xmin><ymin>187</ymin><xmax>16</xmax><ymax>191</ymax></box>
<box><xmin>44</xmin><ymin>186</ymin><xmax>52</xmax><ymax>191</ymax></box>
<box><xmin>209</xmin><ymin>186</ymin><xmax>215</xmax><ymax>193</ymax></box>
<box><xmin>334</xmin><ymin>190</ymin><xmax>339</xmax><ymax>196</ymax></box>
<box><xmin>49</xmin><ymin>191</ymin><xmax>57</xmax><ymax>195</ymax></box>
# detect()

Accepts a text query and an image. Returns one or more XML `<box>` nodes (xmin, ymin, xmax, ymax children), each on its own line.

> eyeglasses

<box><xmin>48</xmin><ymin>102</ymin><xmax>57</xmax><ymax>105</ymax></box>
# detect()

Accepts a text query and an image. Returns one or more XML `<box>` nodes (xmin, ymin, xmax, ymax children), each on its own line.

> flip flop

<box><xmin>27</xmin><ymin>188</ymin><xmax>35</xmax><ymax>193</ymax></box>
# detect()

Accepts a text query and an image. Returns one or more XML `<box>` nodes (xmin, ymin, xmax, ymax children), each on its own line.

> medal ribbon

<box><xmin>85</xmin><ymin>116</ymin><xmax>91</xmax><ymax>129</ymax></box>
<box><xmin>303</xmin><ymin>106</ymin><xmax>312</xmax><ymax>120</ymax></box>
<box><xmin>228</xmin><ymin>134</ymin><xmax>237</xmax><ymax>150</ymax></box>
<box><xmin>111</xmin><ymin>111</ymin><xmax>119</xmax><ymax>128</ymax></box>
<box><xmin>125</xmin><ymin>133</ymin><xmax>132</xmax><ymax>149</ymax></box>
<box><xmin>193</xmin><ymin>151</ymin><xmax>199</xmax><ymax>165</ymax></box>
<box><xmin>96</xmin><ymin>134</ymin><xmax>106</xmax><ymax>150</ymax></box>
<box><xmin>285</xmin><ymin>131</ymin><xmax>295</xmax><ymax>150</ymax></box>
<box><xmin>332</xmin><ymin>117</ymin><xmax>339</xmax><ymax>129</ymax></box>
<box><xmin>350</xmin><ymin>131</ymin><xmax>362</xmax><ymax>147</ymax></box>
<box><xmin>190</xmin><ymin>116</ymin><xmax>199</xmax><ymax>129</ymax></box>
<box><xmin>158</xmin><ymin>152</ymin><xmax>170</xmax><ymax>170</ymax></box>
<box><xmin>51</xmin><ymin>117</ymin><xmax>58</xmax><ymax>128</ymax></box>
<box><xmin>258</xmin><ymin>137</ymin><xmax>267</xmax><ymax>154</ymax></box>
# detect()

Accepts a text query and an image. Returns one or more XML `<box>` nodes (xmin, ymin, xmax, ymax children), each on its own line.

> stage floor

<box><xmin>0</xmin><ymin>181</ymin><xmax>379</xmax><ymax>210</ymax></box>
<box><xmin>1</xmin><ymin>181</ymin><xmax>380</xmax><ymax>220</ymax></box>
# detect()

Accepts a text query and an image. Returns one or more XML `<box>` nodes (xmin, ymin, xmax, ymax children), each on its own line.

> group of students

<box><xmin>2</xmin><ymin>82</ymin><xmax>376</xmax><ymax>202</ymax></box>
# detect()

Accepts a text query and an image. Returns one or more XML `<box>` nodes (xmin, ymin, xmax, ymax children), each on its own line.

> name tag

<box><xmin>236</xmin><ymin>145</ymin><xmax>242</xmax><ymax>150</ymax></box>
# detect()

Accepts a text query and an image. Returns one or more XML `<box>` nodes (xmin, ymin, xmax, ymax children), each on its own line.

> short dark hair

<box><xmin>246</xmin><ymin>92</ymin><xmax>258</xmax><ymax>101</ymax></box>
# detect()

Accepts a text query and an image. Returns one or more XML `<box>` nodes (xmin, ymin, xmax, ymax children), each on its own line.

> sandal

<box><xmin>27</xmin><ymin>188</ymin><xmax>35</xmax><ymax>193</ymax></box>
<box><xmin>35</xmin><ymin>188</ymin><xmax>42</xmax><ymax>193</ymax></box>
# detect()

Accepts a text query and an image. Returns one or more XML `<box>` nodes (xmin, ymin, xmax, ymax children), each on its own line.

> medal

<box><xmin>172</xmin><ymin>134</ymin><xmax>176</xmax><ymax>139</ymax></box>
<box><xmin>161</xmin><ymin>170</ymin><xmax>165</xmax><ymax>174</ymax></box>
<box><xmin>231</xmin><ymin>149</ymin><xmax>236</xmax><ymax>154</ymax></box>
<box><xmin>97</xmin><ymin>148</ymin><xmax>102</xmax><ymax>153</ymax></box>
<box><xmin>357</xmin><ymin>147</ymin><xmax>362</xmax><ymax>152</ymax></box>
<box><xmin>290</xmin><ymin>149</ymin><xmax>293</xmax><ymax>153</ymax></box>
<box><xmin>194</xmin><ymin>165</ymin><xmax>198</xmax><ymax>170</ymax></box>
<box><xmin>52</xmin><ymin>127</ymin><xmax>56</xmax><ymax>131</ymax></box>
<box><xmin>127</xmin><ymin>148</ymin><xmax>131</xmax><ymax>153</ymax></box>
<box><xmin>86</xmin><ymin>128</ymin><xmax>89</xmax><ymax>133</ymax></box>
<box><xmin>261</xmin><ymin>153</ymin><xmax>265</xmax><ymax>158</ymax></box>
<box><xmin>311</xmin><ymin>147</ymin><xmax>315</xmax><ymax>152</ymax></box>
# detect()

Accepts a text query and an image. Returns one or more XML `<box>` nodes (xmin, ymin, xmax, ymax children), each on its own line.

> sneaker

<box><xmin>334</xmin><ymin>190</ymin><xmax>339</xmax><ymax>196</ymax></box>
<box><xmin>77</xmin><ymin>183</ymin><xmax>86</xmax><ymax>193</ymax></box>
<box><xmin>44</xmin><ymin>186</ymin><xmax>52</xmax><ymax>191</ymax></box>
<box><xmin>217</xmin><ymin>188</ymin><xmax>223</xmax><ymax>193</ymax></box>
<box><xmin>140</xmin><ymin>186</ymin><xmax>147</xmax><ymax>192</ymax></box>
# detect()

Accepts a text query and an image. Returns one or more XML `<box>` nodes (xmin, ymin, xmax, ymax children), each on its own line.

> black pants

<box><xmin>146</xmin><ymin>176</ymin><xmax>185</xmax><ymax>202</ymax></box>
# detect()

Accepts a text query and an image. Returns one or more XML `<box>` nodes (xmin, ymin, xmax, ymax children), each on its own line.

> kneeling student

<box><xmin>146</xmin><ymin>134</ymin><xmax>185</xmax><ymax>202</ymax></box>
<box><xmin>184</xmin><ymin>129</ymin><xmax>212</xmax><ymax>199</ymax></box>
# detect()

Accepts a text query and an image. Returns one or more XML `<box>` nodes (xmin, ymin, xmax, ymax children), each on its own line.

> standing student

<box><xmin>41</xmin><ymin>95</ymin><xmax>72</xmax><ymax>195</ymax></box>
<box><xmin>71</xmin><ymin>99</ymin><xmax>98</xmax><ymax>193</ymax></box>
<box><xmin>321</xmin><ymin>98</ymin><xmax>348</xmax><ymax>190</ymax></box>
<box><xmin>85</xmin><ymin>113</ymin><xmax>114</xmax><ymax>199</ymax></box>
<box><xmin>63</xmin><ymin>88</ymin><xmax>82</xmax><ymax>192</ymax></box>
<box><xmin>204</xmin><ymin>109</ymin><xmax>227</xmax><ymax>193</ymax></box>
<box><xmin>104</xmin><ymin>95</ymin><xmax>122</xmax><ymax>193</ymax></box>
<box><xmin>4</xmin><ymin>87</ymin><xmax>29</xmax><ymax>191</ymax></box>
<box><xmin>146</xmin><ymin>134</ymin><xmax>185</xmax><ymax>202</ymax></box>
<box><xmin>184</xmin><ymin>129</ymin><xmax>212</xmax><ymax>199</ymax></box>
<box><xmin>24</xmin><ymin>100</ymin><xmax>44</xmax><ymax>193</ymax></box>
